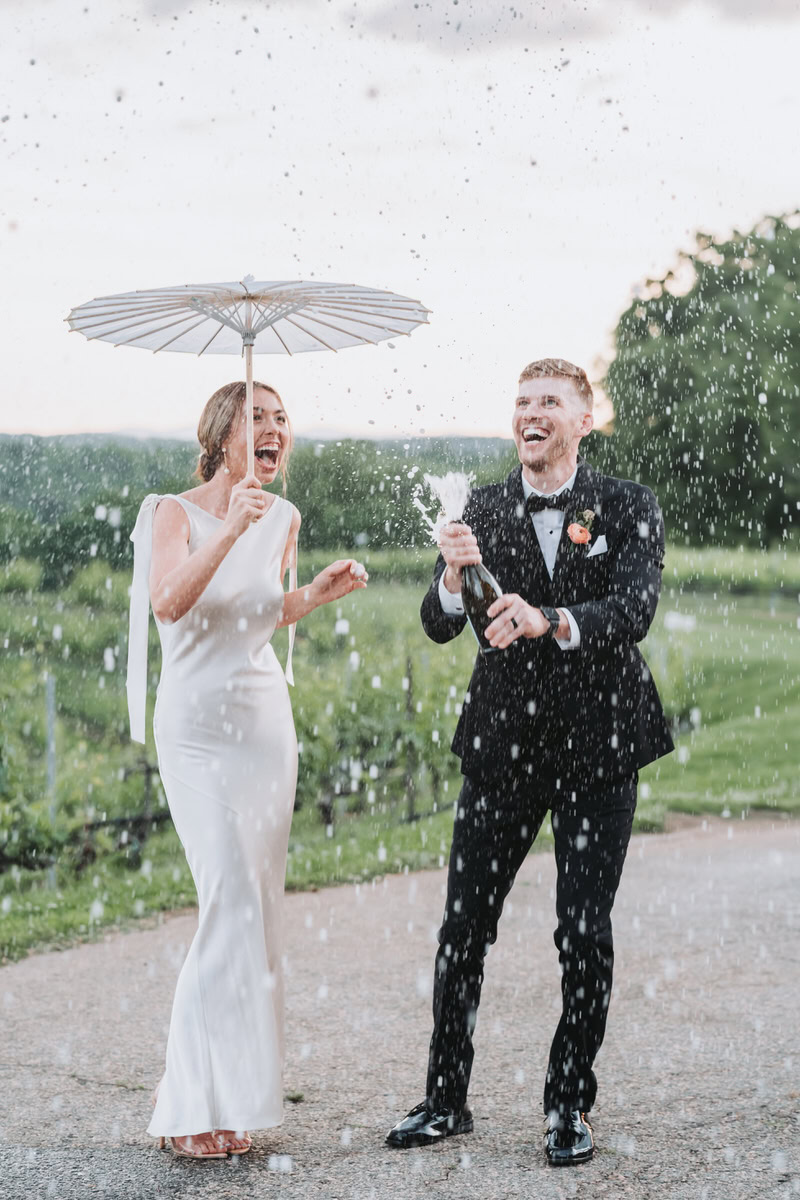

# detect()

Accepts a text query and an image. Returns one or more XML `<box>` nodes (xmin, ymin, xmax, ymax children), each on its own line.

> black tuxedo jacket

<box><xmin>420</xmin><ymin>460</ymin><xmax>674</xmax><ymax>783</ymax></box>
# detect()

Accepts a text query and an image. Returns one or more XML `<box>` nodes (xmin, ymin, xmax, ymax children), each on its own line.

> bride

<box><xmin>127</xmin><ymin>379</ymin><xmax>367</xmax><ymax>1158</ymax></box>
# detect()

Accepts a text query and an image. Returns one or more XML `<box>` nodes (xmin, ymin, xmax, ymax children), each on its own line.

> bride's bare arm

<box><xmin>149</xmin><ymin>501</ymin><xmax>232</xmax><ymax>624</ymax></box>
<box><xmin>150</xmin><ymin>480</ymin><xmax>267</xmax><ymax>623</ymax></box>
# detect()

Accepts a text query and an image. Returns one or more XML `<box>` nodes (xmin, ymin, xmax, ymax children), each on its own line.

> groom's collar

<box><xmin>508</xmin><ymin>457</ymin><xmax>593</xmax><ymax>504</ymax></box>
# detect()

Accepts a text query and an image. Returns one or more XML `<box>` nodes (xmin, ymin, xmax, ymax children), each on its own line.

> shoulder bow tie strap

<box><xmin>526</xmin><ymin>489</ymin><xmax>572</xmax><ymax>514</ymax></box>
<box><xmin>285</xmin><ymin>542</ymin><xmax>297</xmax><ymax>687</ymax></box>
<box><xmin>126</xmin><ymin>493</ymin><xmax>161</xmax><ymax>743</ymax></box>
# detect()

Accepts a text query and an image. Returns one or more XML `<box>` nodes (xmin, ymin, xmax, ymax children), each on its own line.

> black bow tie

<box><xmin>526</xmin><ymin>489</ymin><xmax>571</xmax><ymax>514</ymax></box>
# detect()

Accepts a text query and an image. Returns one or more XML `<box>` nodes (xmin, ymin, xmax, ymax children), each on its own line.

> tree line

<box><xmin>0</xmin><ymin>435</ymin><xmax>516</xmax><ymax>588</ymax></box>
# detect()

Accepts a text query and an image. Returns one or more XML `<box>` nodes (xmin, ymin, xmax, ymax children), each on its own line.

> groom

<box><xmin>386</xmin><ymin>358</ymin><xmax>674</xmax><ymax>1165</ymax></box>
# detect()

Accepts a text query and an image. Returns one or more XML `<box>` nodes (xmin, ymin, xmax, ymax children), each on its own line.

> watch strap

<box><xmin>540</xmin><ymin>606</ymin><xmax>561</xmax><ymax>637</ymax></box>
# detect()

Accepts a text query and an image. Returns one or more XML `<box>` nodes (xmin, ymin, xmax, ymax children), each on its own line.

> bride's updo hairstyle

<box><xmin>195</xmin><ymin>380</ymin><xmax>294</xmax><ymax>494</ymax></box>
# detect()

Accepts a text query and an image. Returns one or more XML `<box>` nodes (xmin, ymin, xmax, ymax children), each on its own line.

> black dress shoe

<box><xmin>385</xmin><ymin>1100</ymin><xmax>473</xmax><ymax>1148</ymax></box>
<box><xmin>543</xmin><ymin>1110</ymin><xmax>594</xmax><ymax>1166</ymax></box>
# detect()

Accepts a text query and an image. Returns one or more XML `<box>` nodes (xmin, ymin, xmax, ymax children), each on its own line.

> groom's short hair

<box><xmin>519</xmin><ymin>358</ymin><xmax>594</xmax><ymax>411</ymax></box>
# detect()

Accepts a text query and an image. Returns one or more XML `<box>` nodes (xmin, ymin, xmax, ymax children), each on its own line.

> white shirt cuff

<box><xmin>438</xmin><ymin>570</ymin><xmax>465</xmax><ymax>614</ymax></box>
<box><xmin>555</xmin><ymin>607</ymin><xmax>580</xmax><ymax>650</ymax></box>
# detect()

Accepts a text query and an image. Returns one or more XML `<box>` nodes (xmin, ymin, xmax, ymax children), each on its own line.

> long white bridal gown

<box><xmin>126</xmin><ymin>492</ymin><xmax>298</xmax><ymax>1138</ymax></box>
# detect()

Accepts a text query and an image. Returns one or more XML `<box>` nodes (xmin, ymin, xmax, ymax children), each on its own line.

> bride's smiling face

<box><xmin>225</xmin><ymin>387</ymin><xmax>290</xmax><ymax>484</ymax></box>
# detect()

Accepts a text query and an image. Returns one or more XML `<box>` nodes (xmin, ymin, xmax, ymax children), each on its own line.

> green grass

<box><xmin>639</xmin><ymin>592</ymin><xmax>800</xmax><ymax>817</ymax></box>
<box><xmin>0</xmin><ymin>803</ymin><xmax>494</xmax><ymax>961</ymax></box>
<box><xmin>3</xmin><ymin>770</ymin><xmax>686</xmax><ymax>962</ymax></box>
<box><xmin>1</xmin><ymin>554</ymin><xmax>799</xmax><ymax>961</ymax></box>
<box><xmin>0</xmin><ymin>825</ymin><xmax>196</xmax><ymax>961</ymax></box>
<box><xmin>663</xmin><ymin>544</ymin><xmax>800</xmax><ymax>596</ymax></box>
<box><xmin>315</xmin><ymin>542</ymin><xmax>800</xmax><ymax>595</ymax></box>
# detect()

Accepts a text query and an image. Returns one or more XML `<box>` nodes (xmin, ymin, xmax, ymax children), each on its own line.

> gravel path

<box><xmin>2</xmin><ymin>815</ymin><xmax>799</xmax><ymax>1199</ymax></box>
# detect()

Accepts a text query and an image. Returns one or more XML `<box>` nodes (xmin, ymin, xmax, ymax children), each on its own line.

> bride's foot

<box><xmin>158</xmin><ymin>1131</ymin><xmax>229</xmax><ymax>1159</ymax></box>
<box><xmin>151</xmin><ymin>1086</ymin><xmax>251</xmax><ymax>1156</ymax></box>
<box><xmin>219</xmin><ymin>1130</ymin><xmax>252</xmax><ymax>1155</ymax></box>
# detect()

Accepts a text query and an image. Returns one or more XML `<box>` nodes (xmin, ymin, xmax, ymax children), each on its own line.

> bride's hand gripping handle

<box><xmin>222</xmin><ymin>474</ymin><xmax>270</xmax><ymax>539</ymax></box>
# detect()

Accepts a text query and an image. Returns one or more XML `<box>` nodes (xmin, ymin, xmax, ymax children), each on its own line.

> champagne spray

<box><xmin>414</xmin><ymin>473</ymin><xmax>504</xmax><ymax>655</ymax></box>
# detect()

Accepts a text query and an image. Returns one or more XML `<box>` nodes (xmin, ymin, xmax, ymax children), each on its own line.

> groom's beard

<box><xmin>521</xmin><ymin>435</ymin><xmax>574</xmax><ymax>478</ymax></box>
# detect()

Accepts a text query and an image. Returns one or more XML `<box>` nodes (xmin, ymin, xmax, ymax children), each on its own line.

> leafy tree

<box><xmin>595</xmin><ymin>212</ymin><xmax>800</xmax><ymax>547</ymax></box>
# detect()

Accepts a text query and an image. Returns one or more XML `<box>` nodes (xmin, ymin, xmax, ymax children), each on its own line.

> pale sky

<box><xmin>2</xmin><ymin>0</ymin><xmax>799</xmax><ymax>441</ymax></box>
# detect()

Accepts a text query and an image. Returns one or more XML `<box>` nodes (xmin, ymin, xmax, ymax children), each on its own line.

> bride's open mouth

<box><xmin>255</xmin><ymin>443</ymin><xmax>280</xmax><ymax>469</ymax></box>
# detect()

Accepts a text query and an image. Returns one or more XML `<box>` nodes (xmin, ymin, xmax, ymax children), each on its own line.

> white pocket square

<box><xmin>587</xmin><ymin>534</ymin><xmax>608</xmax><ymax>558</ymax></box>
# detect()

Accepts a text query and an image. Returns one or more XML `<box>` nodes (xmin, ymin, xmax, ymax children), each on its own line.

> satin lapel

<box><xmin>505</xmin><ymin>466</ymin><xmax>554</xmax><ymax>605</ymax></box>
<box><xmin>551</xmin><ymin>460</ymin><xmax>602</xmax><ymax>600</ymax></box>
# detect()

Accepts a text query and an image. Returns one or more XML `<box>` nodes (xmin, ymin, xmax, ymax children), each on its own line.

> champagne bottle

<box><xmin>460</xmin><ymin>561</ymin><xmax>504</xmax><ymax>655</ymax></box>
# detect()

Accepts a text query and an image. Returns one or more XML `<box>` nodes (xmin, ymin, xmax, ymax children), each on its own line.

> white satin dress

<box><xmin>127</xmin><ymin>493</ymin><xmax>298</xmax><ymax>1138</ymax></box>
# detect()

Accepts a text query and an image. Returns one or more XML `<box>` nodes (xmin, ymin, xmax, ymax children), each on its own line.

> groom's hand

<box><xmin>438</xmin><ymin>522</ymin><xmax>481</xmax><ymax>593</ymax></box>
<box><xmin>485</xmin><ymin>594</ymin><xmax>551</xmax><ymax>648</ymax></box>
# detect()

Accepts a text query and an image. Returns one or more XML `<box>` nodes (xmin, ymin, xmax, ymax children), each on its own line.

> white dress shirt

<box><xmin>438</xmin><ymin>466</ymin><xmax>581</xmax><ymax>650</ymax></box>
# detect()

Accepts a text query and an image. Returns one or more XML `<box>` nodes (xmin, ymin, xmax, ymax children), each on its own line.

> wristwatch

<box><xmin>540</xmin><ymin>606</ymin><xmax>561</xmax><ymax>638</ymax></box>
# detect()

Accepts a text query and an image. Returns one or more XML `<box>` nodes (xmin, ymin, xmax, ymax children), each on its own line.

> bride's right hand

<box><xmin>310</xmin><ymin>559</ymin><xmax>369</xmax><ymax>606</ymax></box>
<box><xmin>224</xmin><ymin>475</ymin><xmax>269</xmax><ymax>538</ymax></box>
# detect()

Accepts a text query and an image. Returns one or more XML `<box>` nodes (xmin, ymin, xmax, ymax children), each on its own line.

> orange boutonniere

<box><xmin>567</xmin><ymin>508</ymin><xmax>596</xmax><ymax>546</ymax></box>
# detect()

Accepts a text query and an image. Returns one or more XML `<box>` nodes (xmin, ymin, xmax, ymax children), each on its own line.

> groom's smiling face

<box><xmin>512</xmin><ymin>377</ymin><xmax>593</xmax><ymax>476</ymax></box>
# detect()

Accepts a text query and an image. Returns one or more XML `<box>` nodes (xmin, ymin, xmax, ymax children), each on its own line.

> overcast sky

<box><xmin>2</xmin><ymin>0</ymin><xmax>799</xmax><ymax>441</ymax></box>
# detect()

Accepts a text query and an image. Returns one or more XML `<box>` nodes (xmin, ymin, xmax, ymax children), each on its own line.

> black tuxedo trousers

<box><xmin>426</xmin><ymin>763</ymin><xmax>637</xmax><ymax>1117</ymax></box>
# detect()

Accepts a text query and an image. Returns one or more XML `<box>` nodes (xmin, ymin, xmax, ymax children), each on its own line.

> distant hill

<box><xmin>0</xmin><ymin>434</ymin><xmax>198</xmax><ymax>524</ymax></box>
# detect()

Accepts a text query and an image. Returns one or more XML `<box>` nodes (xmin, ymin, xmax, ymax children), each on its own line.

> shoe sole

<box><xmin>386</xmin><ymin>1117</ymin><xmax>474</xmax><ymax>1149</ymax></box>
<box><xmin>546</xmin><ymin>1147</ymin><xmax>594</xmax><ymax>1166</ymax></box>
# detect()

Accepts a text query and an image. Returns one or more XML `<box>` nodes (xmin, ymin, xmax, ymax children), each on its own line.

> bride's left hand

<box><xmin>311</xmin><ymin>559</ymin><xmax>369</xmax><ymax>606</ymax></box>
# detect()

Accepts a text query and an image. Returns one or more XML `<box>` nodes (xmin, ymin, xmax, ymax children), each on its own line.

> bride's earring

<box><xmin>222</xmin><ymin>446</ymin><xmax>230</xmax><ymax>475</ymax></box>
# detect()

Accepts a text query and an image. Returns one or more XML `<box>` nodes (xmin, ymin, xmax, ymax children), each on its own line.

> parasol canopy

<box><xmin>67</xmin><ymin>275</ymin><xmax>431</xmax><ymax>471</ymax></box>
<box><xmin>66</xmin><ymin>276</ymin><xmax>430</xmax><ymax>356</ymax></box>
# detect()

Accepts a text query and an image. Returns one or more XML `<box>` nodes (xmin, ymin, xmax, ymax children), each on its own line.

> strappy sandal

<box><xmin>151</xmin><ymin>1085</ymin><xmax>230</xmax><ymax>1159</ymax></box>
<box><xmin>158</xmin><ymin>1133</ymin><xmax>229</xmax><ymax>1160</ymax></box>
<box><xmin>223</xmin><ymin>1133</ymin><xmax>252</xmax><ymax>1156</ymax></box>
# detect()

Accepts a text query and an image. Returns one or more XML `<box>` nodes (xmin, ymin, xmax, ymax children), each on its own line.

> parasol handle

<box><xmin>245</xmin><ymin>340</ymin><xmax>254</xmax><ymax>477</ymax></box>
<box><xmin>244</xmin><ymin>293</ymin><xmax>255</xmax><ymax>477</ymax></box>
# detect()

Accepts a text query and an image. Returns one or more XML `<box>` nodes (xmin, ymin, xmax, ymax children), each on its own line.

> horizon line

<box><xmin>0</xmin><ymin>426</ymin><xmax>518</xmax><ymax>442</ymax></box>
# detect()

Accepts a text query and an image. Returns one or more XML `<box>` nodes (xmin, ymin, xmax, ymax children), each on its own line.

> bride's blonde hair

<box><xmin>195</xmin><ymin>381</ymin><xmax>294</xmax><ymax>495</ymax></box>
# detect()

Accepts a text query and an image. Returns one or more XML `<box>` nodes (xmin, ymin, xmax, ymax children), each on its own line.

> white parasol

<box><xmin>67</xmin><ymin>275</ymin><xmax>431</xmax><ymax>472</ymax></box>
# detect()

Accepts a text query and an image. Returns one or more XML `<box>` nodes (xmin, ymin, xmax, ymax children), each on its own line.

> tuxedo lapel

<box><xmin>551</xmin><ymin>460</ymin><xmax>603</xmax><ymax>600</ymax></box>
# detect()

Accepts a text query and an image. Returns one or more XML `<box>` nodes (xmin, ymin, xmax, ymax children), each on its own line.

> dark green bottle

<box><xmin>461</xmin><ymin>562</ymin><xmax>504</xmax><ymax>655</ymax></box>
